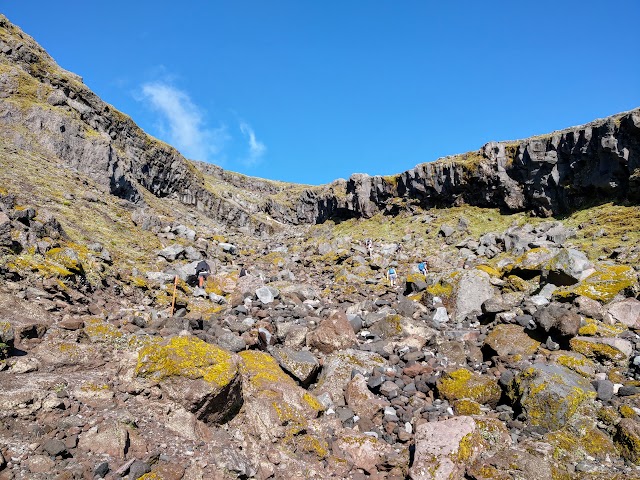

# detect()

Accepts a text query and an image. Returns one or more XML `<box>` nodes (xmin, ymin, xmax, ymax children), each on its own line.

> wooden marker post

<box><xmin>170</xmin><ymin>275</ymin><xmax>178</xmax><ymax>316</ymax></box>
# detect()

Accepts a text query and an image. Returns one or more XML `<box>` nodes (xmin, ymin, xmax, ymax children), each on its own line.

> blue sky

<box><xmin>3</xmin><ymin>1</ymin><xmax>640</xmax><ymax>185</ymax></box>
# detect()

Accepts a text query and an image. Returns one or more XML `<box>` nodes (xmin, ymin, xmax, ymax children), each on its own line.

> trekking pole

<box><xmin>170</xmin><ymin>275</ymin><xmax>178</xmax><ymax>316</ymax></box>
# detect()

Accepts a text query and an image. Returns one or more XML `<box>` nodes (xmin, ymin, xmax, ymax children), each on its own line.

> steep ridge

<box><xmin>1</xmin><ymin>14</ymin><xmax>639</xmax><ymax>235</ymax></box>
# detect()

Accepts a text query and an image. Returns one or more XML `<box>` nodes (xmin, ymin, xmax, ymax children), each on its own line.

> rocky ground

<box><xmin>1</xmin><ymin>185</ymin><xmax>640</xmax><ymax>480</ymax></box>
<box><xmin>2</xmin><ymin>11</ymin><xmax>640</xmax><ymax>480</ymax></box>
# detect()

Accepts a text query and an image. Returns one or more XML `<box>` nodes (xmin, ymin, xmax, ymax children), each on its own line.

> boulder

<box><xmin>333</xmin><ymin>433</ymin><xmax>407</xmax><ymax>476</ymax></box>
<box><xmin>436</xmin><ymin>368</ymin><xmax>501</xmax><ymax>407</ymax></box>
<box><xmin>569</xmin><ymin>336</ymin><xmax>633</xmax><ymax>364</ymax></box>
<box><xmin>574</xmin><ymin>295</ymin><xmax>604</xmax><ymax>320</ymax></box>
<box><xmin>78</xmin><ymin>423</ymin><xmax>130</xmax><ymax>459</ymax></box>
<box><xmin>604</xmin><ymin>298</ymin><xmax>640</xmax><ymax>328</ymax></box>
<box><xmin>615</xmin><ymin>418</ymin><xmax>640</xmax><ymax>465</ymax></box>
<box><xmin>306</xmin><ymin>311</ymin><xmax>358</xmax><ymax>353</ymax></box>
<box><xmin>545</xmin><ymin>248</ymin><xmax>595</xmax><ymax>285</ymax></box>
<box><xmin>235</xmin><ymin>350</ymin><xmax>324</xmax><ymax>441</ymax></box>
<box><xmin>483</xmin><ymin>324</ymin><xmax>540</xmax><ymax>357</ymax></box>
<box><xmin>345</xmin><ymin>373</ymin><xmax>388</xmax><ymax>421</ymax></box>
<box><xmin>157</xmin><ymin>244</ymin><xmax>185</xmax><ymax>261</ymax></box>
<box><xmin>255</xmin><ymin>286</ymin><xmax>275</xmax><ymax>304</ymax></box>
<box><xmin>271</xmin><ymin>347</ymin><xmax>319</xmax><ymax>386</ymax></box>
<box><xmin>509</xmin><ymin>363</ymin><xmax>596</xmax><ymax>431</ymax></box>
<box><xmin>534</xmin><ymin>303</ymin><xmax>581</xmax><ymax>337</ymax></box>
<box><xmin>454</xmin><ymin>269</ymin><xmax>493</xmax><ymax>321</ymax></box>
<box><xmin>312</xmin><ymin>349</ymin><xmax>385</xmax><ymax>406</ymax></box>
<box><xmin>135</xmin><ymin>336</ymin><xmax>243</xmax><ymax>424</ymax></box>
<box><xmin>410</xmin><ymin>416</ymin><xmax>509</xmax><ymax>480</ymax></box>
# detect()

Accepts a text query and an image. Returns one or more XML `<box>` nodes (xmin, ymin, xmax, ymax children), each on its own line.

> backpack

<box><xmin>418</xmin><ymin>262</ymin><xmax>425</xmax><ymax>271</ymax></box>
<box><xmin>388</xmin><ymin>268</ymin><xmax>396</xmax><ymax>275</ymax></box>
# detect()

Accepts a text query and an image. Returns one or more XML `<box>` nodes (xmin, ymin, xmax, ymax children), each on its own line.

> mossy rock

<box><xmin>45</xmin><ymin>247</ymin><xmax>84</xmax><ymax>275</ymax></box>
<box><xmin>453</xmin><ymin>399</ymin><xmax>482</xmax><ymax>415</ymax></box>
<box><xmin>569</xmin><ymin>336</ymin><xmax>632</xmax><ymax>364</ymax></box>
<box><xmin>368</xmin><ymin>314</ymin><xmax>406</xmax><ymax>338</ymax></box>
<box><xmin>136</xmin><ymin>336</ymin><xmax>242</xmax><ymax>424</ymax></box>
<box><xmin>513</xmin><ymin>247</ymin><xmax>555</xmax><ymax>272</ymax></box>
<box><xmin>503</xmin><ymin>274</ymin><xmax>533</xmax><ymax>293</ymax></box>
<box><xmin>236</xmin><ymin>350</ymin><xmax>324</xmax><ymax>442</ymax></box>
<box><xmin>545</xmin><ymin>419</ymin><xmax>617</xmax><ymax>463</ymax></box>
<box><xmin>84</xmin><ymin>319</ymin><xmax>124</xmax><ymax>344</ymax></box>
<box><xmin>549</xmin><ymin>351</ymin><xmax>596</xmax><ymax>378</ymax></box>
<box><xmin>476</xmin><ymin>264</ymin><xmax>501</xmax><ymax>277</ymax></box>
<box><xmin>577</xmin><ymin>317</ymin><xmax>626</xmax><ymax>337</ymax></box>
<box><xmin>436</xmin><ymin>368</ymin><xmax>501</xmax><ymax>407</ymax></box>
<box><xmin>484</xmin><ymin>324</ymin><xmax>540</xmax><ymax>357</ymax></box>
<box><xmin>615</xmin><ymin>418</ymin><xmax>640</xmax><ymax>465</ymax></box>
<box><xmin>511</xmin><ymin>363</ymin><xmax>596</xmax><ymax>432</ymax></box>
<box><xmin>554</xmin><ymin>264</ymin><xmax>637</xmax><ymax>303</ymax></box>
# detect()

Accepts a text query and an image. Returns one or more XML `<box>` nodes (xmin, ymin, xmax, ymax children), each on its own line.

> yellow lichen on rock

<box><xmin>453</xmin><ymin>399</ymin><xmax>482</xmax><ymax>415</ymax></box>
<box><xmin>84</xmin><ymin>318</ymin><xmax>123</xmax><ymax>343</ymax></box>
<box><xmin>556</xmin><ymin>264</ymin><xmax>637</xmax><ymax>302</ymax></box>
<box><xmin>136</xmin><ymin>336</ymin><xmax>237</xmax><ymax>388</ymax></box>
<box><xmin>569</xmin><ymin>337</ymin><xmax>629</xmax><ymax>363</ymax></box>
<box><xmin>238</xmin><ymin>350</ymin><xmax>297</xmax><ymax>390</ymax></box>
<box><xmin>437</xmin><ymin>368</ymin><xmax>501</xmax><ymax>407</ymax></box>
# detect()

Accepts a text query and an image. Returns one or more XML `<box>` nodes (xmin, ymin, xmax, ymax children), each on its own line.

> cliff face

<box><xmin>1</xmin><ymin>14</ymin><xmax>639</xmax><ymax>233</ymax></box>
<box><xmin>275</xmin><ymin>110</ymin><xmax>640</xmax><ymax>223</ymax></box>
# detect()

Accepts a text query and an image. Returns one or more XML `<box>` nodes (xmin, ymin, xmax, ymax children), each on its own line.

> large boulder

<box><xmin>604</xmin><ymin>297</ymin><xmax>640</xmax><ymax>328</ymax></box>
<box><xmin>569</xmin><ymin>336</ymin><xmax>633</xmax><ymax>364</ymax></box>
<box><xmin>556</xmin><ymin>264</ymin><xmax>637</xmax><ymax>303</ymax></box>
<box><xmin>312</xmin><ymin>349</ymin><xmax>385</xmax><ymax>406</ymax></box>
<box><xmin>533</xmin><ymin>303</ymin><xmax>581</xmax><ymax>337</ymax></box>
<box><xmin>483</xmin><ymin>324</ymin><xmax>540</xmax><ymax>357</ymax></box>
<box><xmin>454</xmin><ymin>269</ymin><xmax>493</xmax><ymax>321</ymax></box>
<box><xmin>410</xmin><ymin>416</ymin><xmax>510</xmax><ymax>480</ymax></box>
<box><xmin>545</xmin><ymin>248</ymin><xmax>595</xmax><ymax>285</ymax></box>
<box><xmin>306</xmin><ymin>311</ymin><xmax>358</xmax><ymax>353</ymax></box>
<box><xmin>135</xmin><ymin>336</ymin><xmax>242</xmax><ymax>424</ymax></box>
<box><xmin>157</xmin><ymin>244</ymin><xmax>185</xmax><ymax>261</ymax></box>
<box><xmin>615</xmin><ymin>418</ymin><xmax>640</xmax><ymax>465</ymax></box>
<box><xmin>271</xmin><ymin>347</ymin><xmax>319</xmax><ymax>386</ymax></box>
<box><xmin>234</xmin><ymin>350</ymin><xmax>324</xmax><ymax>445</ymax></box>
<box><xmin>509</xmin><ymin>363</ymin><xmax>596</xmax><ymax>432</ymax></box>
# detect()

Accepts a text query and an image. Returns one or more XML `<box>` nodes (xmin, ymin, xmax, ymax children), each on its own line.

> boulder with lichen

<box><xmin>135</xmin><ymin>336</ymin><xmax>243</xmax><ymax>425</ymax></box>
<box><xmin>507</xmin><ymin>363</ymin><xmax>596</xmax><ymax>432</ymax></box>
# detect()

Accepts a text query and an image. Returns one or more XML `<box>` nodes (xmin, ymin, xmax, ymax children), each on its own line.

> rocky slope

<box><xmin>1</xmin><ymin>13</ymin><xmax>640</xmax><ymax>480</ymax></box>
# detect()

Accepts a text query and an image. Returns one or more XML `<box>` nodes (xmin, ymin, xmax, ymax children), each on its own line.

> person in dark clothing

<box><xmin>195</xmin><ymin>260</ymin><xmax>211</xmax><ymax>287</ymax></box>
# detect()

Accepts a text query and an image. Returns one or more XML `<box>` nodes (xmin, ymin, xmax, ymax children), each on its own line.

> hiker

<box><xmin>387</xmin><ymin>266</ymin><xmax>398</xmax><ymax>287</ymax></box>
<box><xmin>195</xmin><ymin>260</ymin><xmax>211</xmax><ymax>287</ymax></box>
<box><xmin>418</xmin><ymin>260</ymin><xmax>427</xmax><ymax>277</ymax></box>
<box><xmin>366</xmin><ymin>238</ymin><xmax>373</xmax><ymax>257</ymax></box>
<box><xmin>239</xmin><ymin>265</ymin><xmax>248</xmax><ymax>277</ymax></box>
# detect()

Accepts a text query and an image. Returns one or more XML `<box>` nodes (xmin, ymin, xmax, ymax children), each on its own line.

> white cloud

<box><xmin>239</xmin><ymin>121</ymin><xmax>267</xmax><ymax>166</ymax></box>
<box><xmin>140</xmin><ymin>82</ymin><xmax>228</xmax><ymax>162</ymax></box>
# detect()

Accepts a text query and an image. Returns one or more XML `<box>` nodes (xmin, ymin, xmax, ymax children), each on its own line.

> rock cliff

<box><xmin>1</xmin><ymin>15</ymin><xmax>638</xmax><ymax>235</ymax></box>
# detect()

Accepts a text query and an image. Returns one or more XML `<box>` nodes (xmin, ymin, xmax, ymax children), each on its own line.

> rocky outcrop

<box><xmin>2</xmin><ymin>14</ymin><xmax>639</xmax><ymax>237</ymax></box>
